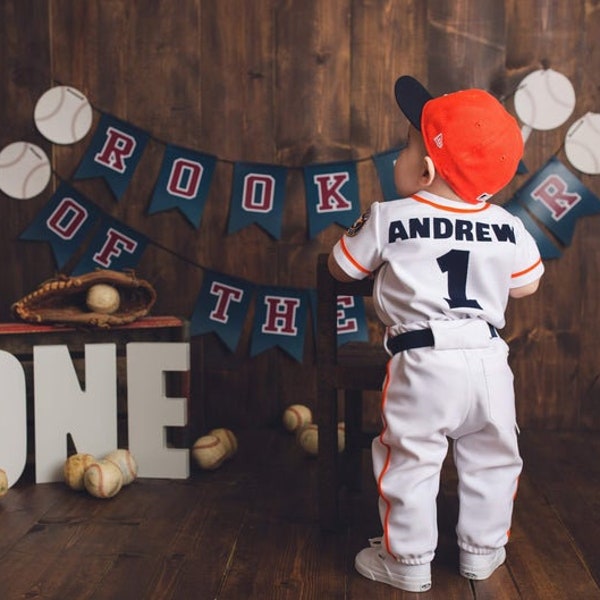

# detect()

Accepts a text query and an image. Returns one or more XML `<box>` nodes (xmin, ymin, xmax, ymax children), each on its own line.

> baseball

<box><xmin>104</xmin><ymin>449</ymin><xmax>138</xmax><ymax>485</ymax></box>
<box><xmin>565</xmin><ymin>112</ymin><xmax>600</xmax><ymax>174</ymax></box>
<box><xmin>297</xmin><ymin>422</ymin><xmax>346</xmax><ymax>457</ymax></box>
<box><xmin>192</xmin><ymin>434</ymin><xmax>229</xmax><ymax>470</ymax></box>
<box><xmin>63</xmin><ymin>453</ymin><xmax>96</xmax><ymax>491</ymax></box>
<box><xmin>34</xmin><ymin>85</ymin><xmax>93</xmax><ymax>144</ymax></box>
<box><xmin>208</xmin><ymin>428</ymin><xmax>238</xmax><ymax>458</ymax></box>
<box><xmin>0</xmin><ymin>468</ymin><xmax>8</xmax><ymax>496</ymax></box>
<box><xmin>0</xmin><ymin>141</ymin><xmax>51</xmax><ymax>199</ymax></box>
<box><xmin>297</xmin><ymin>423</ymin><xmax>319</xmax><ymax>456</ymax></box>
<box><xmin>86</xmin><ymin>284</ymin><xmax>120</xmax><ymax>314</ymax></box>
<box><xmin>514</xmin><ymin>68</ymin><xmax>576</xmax><ymax>132</ymax></box>
<box><xmin>282</xmin><ymin>404</ymin><xmax>313</xmax><ymax>433</ymax></box>
<box><xmin>84</xmin><ymin>459</ymin><xmax>123</xmax><ymax>499</ymax></box>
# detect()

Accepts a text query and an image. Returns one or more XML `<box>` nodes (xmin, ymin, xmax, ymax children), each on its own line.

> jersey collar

<box><xmin>411</xmin><ymin>191</ymin><xmax>491</xmax><ymax>213</ymax></box>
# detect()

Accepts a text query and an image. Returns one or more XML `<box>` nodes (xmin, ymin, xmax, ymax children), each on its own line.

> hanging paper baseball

<box><xmin>34</xmin><ymin>86</ymin><xmax>93</xmax><ymax>145</ymax></box>
<box><xmin>0</xmin><ymin>142</ymin><xmax>51</xmax><ymax>199</ymax></box>
<box><xmin>514</xmin><ymin>69</ymin><xmax>576</xmax><ymax>142</ymax></box>
<box><xmin>564</xmin><ymin>112</ymin><xmax>600</xmax><ymax>175</ymax></box>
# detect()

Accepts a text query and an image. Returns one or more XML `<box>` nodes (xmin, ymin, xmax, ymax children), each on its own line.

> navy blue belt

<box><xmin>386</xmin><ymin>323</ymin><xmax>498</xmax><ymax>355</ymax></box>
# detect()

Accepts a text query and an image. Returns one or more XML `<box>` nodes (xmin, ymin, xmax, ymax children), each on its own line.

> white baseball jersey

<box><xmin>332</xmin><ymin>190</ymin><xmax>544</xmax><ymax>332</ymax></box>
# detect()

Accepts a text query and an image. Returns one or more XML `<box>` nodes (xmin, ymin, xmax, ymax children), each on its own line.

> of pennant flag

<box><xmin>303</xmin><ymin>161</ymin><xmax>361</xmax><ymax>238</ymax></box>
<box><xmin>250</xmin><ymin>286</ymin><xmax>309</xmax><ymax>362</ymax></box>
<box><xmin>372</xmin><ymin>147</ymin><xmax>403</xmax><ymax>201</ymax></box>
<box><xmin>517</xmin><ymin>160</ymin><xmax>528</xmax><ymax>175</ymax></box>
<box><xmin>149</xmin><ymin>144</ymin><xmax>216</xmax><ymax>229</ymax></box>
<box><xmin>74</xmin><ymin>113</ymin><xmax>149</xmax><ymax>200</ymax></box>
<box><xmin>515</xmin><ymin>157</ymin><xmax>600</xmax><ymax>246</ymax></box>
<box><xmin>190</xmin><ymin>271</ymin><xmax>254</xmax><ymax>351</ymax></box>
<box><xmin>308</xmin><ymin>290</ymin><xmax>369</xmax><ymax>350</ymax></box>
<box><xmin>228</xmin><ymin>162</ymin><xmax>287</xmax><ymax>239</ymax></box>
<box><xmin>335</xmin><ymin>294</ymin><xmax>369</xmax><ymax>346</ymax></box>
<box><xmin>71</xmin><ymin>216</ymin><xmax>148</xmax><ymax>275</ymax></box>
<box><xmin>503</xmin><ymin>198</ymin><xmax>562</xmax><ymax>260</ymax></box>
<box><xmin>19</xmin><ymin>182</ymin><xmax>102</xmax><ymax>269</ymax></box>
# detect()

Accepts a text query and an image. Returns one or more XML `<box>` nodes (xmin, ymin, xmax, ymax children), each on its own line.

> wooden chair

<box><xmin>315</xmin><ymin>253</ymin><xmax>388</xmax><ymax>531</ymax></box>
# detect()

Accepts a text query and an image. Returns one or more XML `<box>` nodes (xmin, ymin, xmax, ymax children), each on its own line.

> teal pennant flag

<box><xmin>251</xmin><ymin>286</ymin><xmax>309</xmax><ymax>362</ymax></box>
<box><xmin>515</xmin><ymin>156</ymin><xmax>600</xmax><ymax>246</ymax></box>
<box><xmin>19</xmin><ymin>182</ymin><xmax>101</xmax><ymax>269</ymax></box>
<box><xmin>303</xmin><ymin>161</ymin><xmax>360</xmax><ymax>238</ymax></box>
<box><xmin>74</xmin><ymin>114</ymin><xmax>149</xmax><ymax>200</ymax></box>
<box><xmin>228</xmin><ymin>162</ymin><xmax>287</xmax><ymax>239</ymax></box>
<box><xmin>149</xmin><ymin>145</ymin><xmax>216</xmax><ymax>229</ymax></box>
<box><xmin>190</xmin><ymin>271</ymin><xmax>254</xmax><ymax>352</ymax></box>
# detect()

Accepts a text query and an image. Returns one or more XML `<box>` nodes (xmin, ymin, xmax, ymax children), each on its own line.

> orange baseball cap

<box><xmin>395</xmin><ymin>76</ymin><xmax>523</xmax><ymax>203</ymax></box>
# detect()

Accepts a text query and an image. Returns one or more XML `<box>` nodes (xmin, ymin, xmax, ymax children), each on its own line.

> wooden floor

<box><xmin>0</xmin><ymin>430</ymin><xmax>599</xmax><ymax>600</ymax></box>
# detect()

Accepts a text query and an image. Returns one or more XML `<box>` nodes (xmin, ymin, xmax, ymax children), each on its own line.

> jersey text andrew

<box><xmin>388</xmin><ymin>217</ymin><xmax>516</xmax><ymax>244</ymax></box>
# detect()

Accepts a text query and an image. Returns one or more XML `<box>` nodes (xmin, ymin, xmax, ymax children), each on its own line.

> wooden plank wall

<box><xmin>0</xmin><ymin>0</ymin><xmax>599</xmax><ymax>432</ymax></box>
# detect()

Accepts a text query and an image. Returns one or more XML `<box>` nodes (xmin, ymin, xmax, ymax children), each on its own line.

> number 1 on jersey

<box><xmin>437</xmin><ymin>249</ymin><xmax>482</xmax><ymax>310</ymax></box>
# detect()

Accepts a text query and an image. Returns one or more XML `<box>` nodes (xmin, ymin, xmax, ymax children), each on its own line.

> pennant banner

<box><xmin>19</xmin><ymin>182</ymin><xmax>102</xmax><ymax>269</ymax></box>
<box><xmin>373</xmin><ymin>147</ymin><xmax>402</xmax><ymax>201</ymax></box>
<box><xmin>149</xmin><ymin>144</ymin><xmax>216</xmax><ymax>229</ymax></box>
<box><xmin>303</xmin><ymin>161</ymin><xmax>361</xmax><ymax>238</ymax></box>
<box><xmin>13</xmin><ymin>88</ymin><xmax>600</xmax><ymax>364</ymax></box>
<box><xmin>190</xmin><ymin>271</ymin><xmax>255</xmax><ymax>351</ymax></box>
<box><xmin>228</xmin><ymin>162</ymin><xmax>287</xmax><ymax>239</ymax></box>
<box><xmin>250</xmin><ymin>287</ymin><xmax>309</xmax><ymax>362</ymax></box>
<box><xmin>515</xmin><ymin>157</ymin><xmax>600</xmax><ymax>246</ymax></box>
<box><xmin>503</xmin><ymin>198</ymin><xmax>562</xmax><ymax>260</ymax></box>
<box><xmin>71</xmin><ymin>216</ymin><xmax>148</xmax><ymax>275</ymax></box>
<box><xmin>74</xmin><ymin>113</ymin><xmax>149</xmax><ymax>200</ymax></box>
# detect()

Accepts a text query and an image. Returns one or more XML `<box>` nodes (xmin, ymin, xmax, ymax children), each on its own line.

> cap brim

<box><xmin>394</xmin><ymin>76</ymin><xmax>433</xmax><ymax>131</ymax></box>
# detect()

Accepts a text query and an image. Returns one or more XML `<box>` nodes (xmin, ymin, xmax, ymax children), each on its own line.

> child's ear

<box><xmin>421</xmin><ymin>156</ymin><xmax>436</xmax><ymax>187</ymax></box>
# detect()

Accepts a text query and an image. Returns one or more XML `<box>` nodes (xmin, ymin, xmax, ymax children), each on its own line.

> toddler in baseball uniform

<box><xmin>328</xmin><ymin>75</ymin><xmax>544</xmax><ymax>592</ymax></box>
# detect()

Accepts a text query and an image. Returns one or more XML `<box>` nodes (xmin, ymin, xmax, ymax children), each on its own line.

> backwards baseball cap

<box><xmin>394</xmin><ymin>75</ymin><xmax>523</xmax><ymax>203</ymax></box>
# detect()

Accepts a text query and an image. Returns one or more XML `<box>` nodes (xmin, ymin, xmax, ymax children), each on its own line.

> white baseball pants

<box><xmin>372</xmin><ymin>321</ymin><xmax>522</xmax><ymax>565</ymax></box>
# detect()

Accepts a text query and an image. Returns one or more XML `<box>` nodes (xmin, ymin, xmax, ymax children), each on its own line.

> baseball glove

<box><xmin>12</xmin><ymin>269</ymin><xmax>157</xmax><ymax>328</ymax></box>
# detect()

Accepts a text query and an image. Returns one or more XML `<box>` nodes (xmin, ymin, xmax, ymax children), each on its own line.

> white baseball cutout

<box><xmin>34</xmin><ymin>86</ymin><xmax>93</xmax><ymax>144</ymax></box>
<box><xmin>0</xmin><ymin>142</ymin><xmax>51</xmax><ymax>199</ymax></box>
<box><xmin>514</xmin><ymin>69</ymin><xmax>576</xmax><ymax>142</ymax></box>
<box><xmin>565</xmin><ymin>112</ymin><xmax>600</xmax><ymax>175</ymax></box>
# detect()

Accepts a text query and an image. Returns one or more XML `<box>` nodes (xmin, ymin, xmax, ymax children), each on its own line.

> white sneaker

<box><xmin>459</xmin><ymin>547</ymin><xmax>506</xmax><ymax>580</ymax></box>
<box><xmin>355</xmin><ymin>547</ymin><xmax>432</xmax><ymax>593</ymax></box>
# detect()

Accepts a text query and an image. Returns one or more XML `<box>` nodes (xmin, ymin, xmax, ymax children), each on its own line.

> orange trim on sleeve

<box><xmin>340</xmin><ymin>236</ymin><xmax>371</xmax><ymax>275</ymax></box>
<box><xmin>512</xmin><ymin>257</ymin><xmax>542</xmax><ymax>279</ymax></box>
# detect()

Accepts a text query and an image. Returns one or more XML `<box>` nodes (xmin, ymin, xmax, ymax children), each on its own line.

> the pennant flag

<box><xmin>515</xmin><ymin>156</ymin><xmax>600</xmax><ymax>246</ymax></box>
<box><xmin>19</xmin><ymin>182</ymin><xmax>102</xmax><ymax>269</ymax></box>
<box><xmin>308</xmin><ymin>290</ymin><xmax>369</xmax><ymax>352</ymax></box>
<box><xmin>149</xmin><ymin>144</ymin><xmax>216</xmax><ymax>229</ymax></box>
<box><xmin>71</xmin><ymin>216</ymin><xmax>148</xmax><ymax>275</ymax></box>
<box><xmin>190</xmin><ymin>271</ymin><xmax>254</xmax><ymax>351</ymax></box>
<box><xmin>228</xmin><ymin>162</ymin><xmax>287</xmax><ymax>239</ymax></box>
<box><xmin>517</xmin><ymin>159</ymin><xmax>528</xmax><ymax>175</ymax></box>
<box><xmin>250</xmin><ymin>287</ymin><xmax>309</xmax><ymax>362</ymax></box>
<box><xmin>74</xmin><ymin>113</ymin><xmax>149</xmax><ymax>200</ymax></box>
<box><xmin>372</xmin><ymin>147</ymin><xmax>403</xmax><ymax>201</ymax></box>
<box><xmin>503</xmin><ymin>198</ymin><xmax>562</xmax><ymax>260</ymax></box>
<box><xmin>303</xmin><ymin>161</ymin><xmax>361</xmax><ymax>238</ymax></box>
<box><xmin>335</xmin><ymin>295</ymin><xmax>369</xmax><ymax>346</ymax></box>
